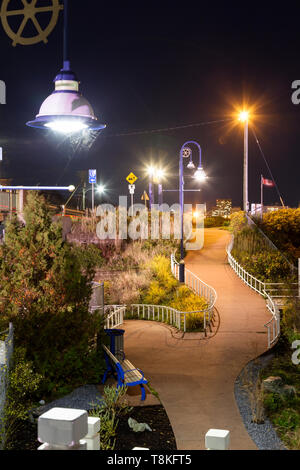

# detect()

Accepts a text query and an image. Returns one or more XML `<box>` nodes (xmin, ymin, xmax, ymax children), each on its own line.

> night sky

<box><xmin>1</xmin><ymin>0</ymin><xmax>300</xmax><ymax>209</ymax></box>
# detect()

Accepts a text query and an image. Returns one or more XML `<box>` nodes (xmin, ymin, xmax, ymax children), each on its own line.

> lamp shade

<box><xmin>26</xmin><ymin>68</ymin><xmax>106</xmax><ymax>133</ymax></box>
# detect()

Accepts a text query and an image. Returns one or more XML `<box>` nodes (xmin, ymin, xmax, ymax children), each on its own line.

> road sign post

<box><xmin>128</xmin><ymin>184</ymin><xmax>135</xmax><ymax>215</ymax></box>
<box><xmin>126</xmin><ymin>173</ymin><xmax>138</xmax><ymax>216</ymax></box>
<box><xmin>89</xmin><ymin>169</ymin><xmax>97</xmax><ymax>211</ymax></box>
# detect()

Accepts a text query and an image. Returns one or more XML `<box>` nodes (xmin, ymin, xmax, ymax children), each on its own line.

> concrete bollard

<box><xmin>205</xmin><ymin>429</ymin><xmax>230</xmax><ymax>450</ymax></box>
<box><xmin>38</xmin><ymin>407</ymin><xmax>88</xmax><ymax>450</ymax></box>
<box><xmin>85</xmin><ymin>417</ymin><xmax>101</xmax><ymax>450</ymax></box>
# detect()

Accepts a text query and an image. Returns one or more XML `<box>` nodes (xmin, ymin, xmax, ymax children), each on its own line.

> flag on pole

<box><xmin>261</xmin><ymin>177</ymin><xmax>275</xmax><ymax>187</ymax></box>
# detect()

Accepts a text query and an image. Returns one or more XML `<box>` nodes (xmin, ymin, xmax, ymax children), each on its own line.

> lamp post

<box><xmin>238</xmin><ymin>111</ymin><xmax>249</xmax><ymax>212</ymax></box>
<box><xmin>82</xmin><ymin>184</ymin><xmax>105</xmax><ymax>211</ymax></box>
<box><xmin>179</xmin><ymin>141</ymin><xmax>206</xmax><ymax>283</ymax></box>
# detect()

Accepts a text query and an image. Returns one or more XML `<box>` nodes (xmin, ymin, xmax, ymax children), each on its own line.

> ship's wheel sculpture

<box><xmin>0</xmin><ymin>0</ymin><xmax>63</xmax><ymax>46</ymax></box>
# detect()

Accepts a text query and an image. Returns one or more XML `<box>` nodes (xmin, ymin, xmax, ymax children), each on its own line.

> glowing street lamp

<box><xmin>238</xmin><ymin>110</ymin><xmax>250</xmax><ymax>212</ymax></box>
<box><xmin>26</xmin><ymin>0</ymin><xmax>106</xmax><ymax>134</ymax></box>
<box><xmin>96</xmin><ymin>184</ymin><xmax>105</xmax><ymax>194</ymax></box>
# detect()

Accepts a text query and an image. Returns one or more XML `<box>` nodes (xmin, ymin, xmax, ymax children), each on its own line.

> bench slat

<box><xmin>102</xmin><ymin>344</ymin><xmax>146</xmax><ymax>385</ymax></box>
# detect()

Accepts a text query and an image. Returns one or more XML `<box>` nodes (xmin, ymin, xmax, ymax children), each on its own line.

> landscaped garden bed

<box><xmin>4</xmin><ymin>404</ymin><xmax>176</xmax><ymax>451</ymax></box>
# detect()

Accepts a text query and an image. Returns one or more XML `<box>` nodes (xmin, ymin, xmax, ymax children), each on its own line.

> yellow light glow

<box><xmin>147</xmin><ymin>166</ymin><xmax>156</xmax><ymax>176</ymax></box>
<box><xmin>238</xmin><ymin>110</ymin><xmax>249</xmax><ymax>122</ymax></box>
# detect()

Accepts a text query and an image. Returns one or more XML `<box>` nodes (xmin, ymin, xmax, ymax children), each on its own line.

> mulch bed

<box><xmin>115</xmin><ymin>405</ymin><xmax>177</xmax><ymax>450</ymax></box>
<box><xmin>5</xmin><ymin>405</ymin><xmax>176</xmax><ymax>450</ymax></box>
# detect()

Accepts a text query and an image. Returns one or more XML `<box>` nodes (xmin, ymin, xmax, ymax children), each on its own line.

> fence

<box><xmin>0</xmin><ymin>323</ymin><xmax>14</xmax><ymax>448</ymax></box>
<box><xmin>227</xmin><ymin>236</ymin><xmax>280</xmax><ymax>348</ymax></box>
<box><xmin>103</xmin><ymin>305</ymin><xmax>126</xmax><ymax>329</ymax></box>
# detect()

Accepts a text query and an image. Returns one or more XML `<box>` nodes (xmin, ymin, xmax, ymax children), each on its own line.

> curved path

<box><xmin>122</xmin><ymin>228</ymin><xmax>271</xmax><ymax>450</ymax></box>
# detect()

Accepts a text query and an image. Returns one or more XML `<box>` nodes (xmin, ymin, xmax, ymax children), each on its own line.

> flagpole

<box><xmin>261</xmin><ymin>175</ymin><xmax>263</xmax><ymax>219</ymax></box>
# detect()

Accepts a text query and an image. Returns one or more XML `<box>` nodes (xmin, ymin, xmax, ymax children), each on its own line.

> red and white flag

<box><xmin>261</xmin><ymin>177</ymin><xmax>275</xmax><ymax>187</ymax></box>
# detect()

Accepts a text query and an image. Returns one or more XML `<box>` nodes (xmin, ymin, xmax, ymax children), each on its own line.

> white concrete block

<box><xmin>38</xmin><ymin>440</ymin><xmax>87</xmax><ymax>450</ymax></box>
<box><xmin>86</xmin><ymin>417</ymin><xmax>100</xmax><ymax>437</ymax></box>
<box><xmin>85</xmin><ymin>435</ymin><xmax>100</xmax><ymax>450</ymax></box>
<box><xmin>38</xmin><ymin>407</ymin><xmax>88</xmax><ymax>446</ymax></box>
<box><xmin>205</xmin><ymin>429</ymin><xmax>230</xmax><ymax>450</ymax></box>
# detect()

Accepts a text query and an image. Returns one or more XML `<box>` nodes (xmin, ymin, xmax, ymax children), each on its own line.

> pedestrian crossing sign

<box><xmin>126</xmin><ymin>172</ymin><xmax>138</xmax><ymax>184</ymax></box>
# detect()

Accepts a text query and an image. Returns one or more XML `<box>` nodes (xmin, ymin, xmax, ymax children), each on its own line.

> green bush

<box><xmin>89</xmin><ymin>385</ymin><xmax>132</xmax><ymax>450</ymax></box>
<box><xmin>273</xmin><ymin>409</ymin><xmax>300</xmax><ymax>431</ymax></box>
<box><xmin>258</xmin><ymin>209</ymin><xmax>300</xmax><ymax>264</ymax></box>
<box><xmin>229</xmin><ymin>211</ymin><xmax>247</xmax><ymax>233</ymax></box>
<box><xmin>0</xmin><ymin>193</ymin><xmax>105</xmax><ymax>399</ymax></box>
<box><xmin>204</xmin><ymin>216</ymin><xmax>226</xmax><ymax>227</ymax></box>
<box><xmin>72</xmin><ymin>244</ymin><xmax>104</xmax><ymax>270</ymax></box>
<box><xmin>264</xmin><ymin>393</ymin><xmax>284</xmax><ymax>413</ymax></box>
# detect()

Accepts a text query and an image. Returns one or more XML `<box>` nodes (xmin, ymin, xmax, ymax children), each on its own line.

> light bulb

<box><xmin>45</xmin><ymin>120</ymin><xmax>88</xmax><ymax>134</ymax></box>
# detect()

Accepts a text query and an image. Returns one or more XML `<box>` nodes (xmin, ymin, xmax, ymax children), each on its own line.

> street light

<box><xmin>179</xmin><ymin>141</ymin><xmax>206</xmax><ymax>283</ymax></box>
<box><xmin>238</xmin><ymin>110</ymin><xmax>249</xmax><ymax>212</ymax></box>
<box><xmin>26</xmin><ymin>0</ymin><xmax>106</xmax><ymax>134</ymax></box>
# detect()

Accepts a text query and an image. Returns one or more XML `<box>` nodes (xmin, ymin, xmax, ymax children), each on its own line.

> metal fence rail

<box><xmin>169</xmin><ymin>253</ymin><xmax>217</xmax><ymax>334</ymax></box>
<box><xmin>104</xmin><ymin>305</ymin><xmax>126</xmax><ymax>329</ymax></box>
<box><xmin>227</xmin><ymin>236</ymin><xmax>280</xmax><ymax>348</ymax></box>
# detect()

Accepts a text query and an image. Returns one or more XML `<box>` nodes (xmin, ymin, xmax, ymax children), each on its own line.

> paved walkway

<box><xmin>122</xmin><ymin>228</ymin><xmax>271</xmax><ymax>450</ymax></box>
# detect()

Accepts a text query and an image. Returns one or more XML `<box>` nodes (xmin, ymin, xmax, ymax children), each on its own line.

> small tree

<box><xmin>0</xmin><ymin>192</ymin><xmax>104</xmax><ymax>397</ymax></box>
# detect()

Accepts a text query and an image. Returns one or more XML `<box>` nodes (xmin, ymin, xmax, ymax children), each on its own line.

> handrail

<box><xmin>171</xmin><ymin>253</ymin><xmax>217</xmax><ymax>309</ymax></box>
<box><xmin>227</xmin><ymin>235</ymin><xmax>280</xmax><ymax>348</ymax></box>
<box><xmin>104</xmin><ymin>305</ymin><xmax>126</xmax><ymax>329</ymax></box>
<box><xmin>130</xmin><ymin>302</ymin><xmax>213</xmax><ymax>334</ymax></box>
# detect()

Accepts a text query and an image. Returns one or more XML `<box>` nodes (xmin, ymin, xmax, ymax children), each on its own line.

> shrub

<box><xmin>169</xmin><ymin>285</ymin><xmax>207</xmax><ymax>312</ymax></box>
<box><xmin>204</xmin><ymin>216</ymin><xmax>226</xmax><ymax>228</ymax></box>
<box><xmin>264</xmin><ymin>393</ymin><xmax>284</xmax><ymax>413</ymax></box>
<box><xmin>89</xmin><ymin>385</ymin><xmax>132</xmax><ymax>450</ymax></box>
<box><xmin>258</xmin><ymin>209</ymin><xmax>300</xmax><ymax>264</ymax></box>
<box><xmin>230</xmin><ymin>211</ymin><xmax>247</xmax><ymax>233</ymax></box>
<box><xmin>72</xmin><ymin>244</ymin><xmax>104</xmax><ymax>270</ymax></box>
<box><xmin>0</xmin><ymin>193</ymin><xmax>105</xmax><ymax>398</ymax></box>
<box><xmin>274</xmin><ymin>409</ymin><xmax>300</xmax><ymax>431</ymax></box>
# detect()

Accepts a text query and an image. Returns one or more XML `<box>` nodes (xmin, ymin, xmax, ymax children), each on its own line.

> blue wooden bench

<box><xmin>102</xmin><ymin>344</ymin><xmax>148</xmax><ymax>401</ymax></box>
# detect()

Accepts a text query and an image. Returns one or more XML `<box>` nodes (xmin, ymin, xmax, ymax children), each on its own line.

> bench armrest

<box><xmin>124</xmin><ymin>368</ymin><xmax>145</xmax><ymax>379</ymax></box>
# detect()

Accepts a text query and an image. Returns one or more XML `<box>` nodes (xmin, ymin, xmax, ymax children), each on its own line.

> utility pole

<box><xmin>243</xmin><ymin>117</ymin><xmax>248</xmax><ymax>212</ymax></box>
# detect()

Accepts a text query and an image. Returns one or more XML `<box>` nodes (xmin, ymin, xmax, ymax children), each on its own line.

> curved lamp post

<box><xmin>26</xmin><ymin>0</ymin><xmax>106</xmax><ymax>134</ymax></box>
<box><xmin>179</xmin><ymin>140</ymin><xmax>206</xmax><ymax>282</ymax></box>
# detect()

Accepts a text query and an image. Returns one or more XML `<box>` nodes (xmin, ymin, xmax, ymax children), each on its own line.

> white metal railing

<box><xmin>226</xmin><ymin>236</ymin><xmax>280</xmax><ymax>348</ymax></box>
<box><xmin>103</xmin><ymin>305</ymin><xmax>125</xmax><ymax>329</ymax></box>
<box><xmin>171</xmin><ymin>253</ymin><xmax>217</xmax><ymax>308</ymax></box>
<box><xmin>169</xmin><ymin>253</ymin><xmax>217</xmax><ymax>333</ymax></box>
<box><xmin>129</xmin><ymin>302</ymin><xmax>213</xmax><ymax>334</ymax></box>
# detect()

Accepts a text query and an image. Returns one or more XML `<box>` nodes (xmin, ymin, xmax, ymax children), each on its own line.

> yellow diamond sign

<box><xmin>126</xmin><ymin>172</ymin><xmax>138</xmax><ymax>184</ymax></box>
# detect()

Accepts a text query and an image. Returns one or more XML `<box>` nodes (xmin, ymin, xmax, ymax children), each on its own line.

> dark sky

<box><xmin>1</xmin><ymin>0</ymin><xmax>300</xmax><ymax>209</ymax></box>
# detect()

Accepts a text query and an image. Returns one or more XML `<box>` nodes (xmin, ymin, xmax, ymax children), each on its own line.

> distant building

<box><xmin>211</xmin><ymin>199</ymin><xmax>232</xmax><ymax>218</ymax></box>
